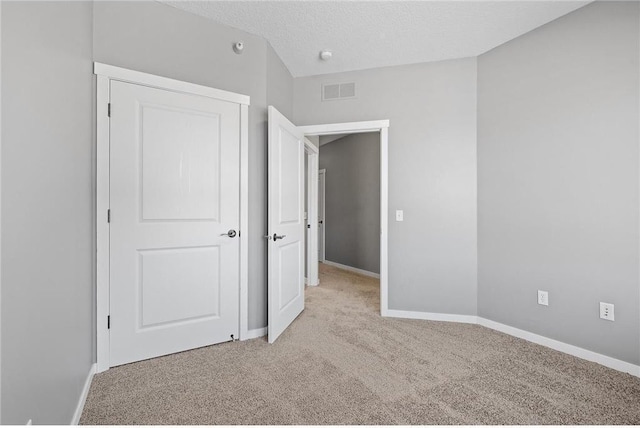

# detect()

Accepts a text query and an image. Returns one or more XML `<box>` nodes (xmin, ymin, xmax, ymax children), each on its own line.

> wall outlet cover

<box><xmin>600</xmin><ymin>302</ymin><xmax>615</xmax><ymax>321</ymax></box>
<box><xmin>395</xmin><ymin>210</ymin><xmax>403</xmax><ymax>221</ymax></box>
<box><xmin>537</xmin><ymin>290</ymin><xmax>549</xmax><ymax>306</ymax></box>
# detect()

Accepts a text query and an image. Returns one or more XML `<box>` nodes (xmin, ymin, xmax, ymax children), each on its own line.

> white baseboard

<box><xmin>245</xmin><ymin>327</ymin><xmax>267</xmax><ymax>340</ymax></box>
<box><xmin>71</xmin><ymin>363</ymin><xmax>96</xmax><ymax>425</ymax></box>
<box><xmin>322</xmin><ymin>260</ymin><xmax>380</xmax><ymax>279</ymax></box>
<box><xmin>382</xmin><ymin>309</ymin><xmax>639</xmax><ymax>377</ymax></box>
<box><xmin>385</xmin><ymin>309</ymin><xmax>478</xmax><ymax>324</ymax></box>
<box><xmin>477</xmin><ymin>318</ymin><xmax>640</xmax><ymax>377</ymax></box>
<box><xmin>382</xmin><ymin>309</ymin><xmax>640</xmax><ymax>377</ymax></box>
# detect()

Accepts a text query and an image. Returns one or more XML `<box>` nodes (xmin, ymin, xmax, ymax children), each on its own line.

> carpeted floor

<box><xmin>81</xmin><ymin>263</ymin><xmax>640</xmax><ymax>425</ymax></box>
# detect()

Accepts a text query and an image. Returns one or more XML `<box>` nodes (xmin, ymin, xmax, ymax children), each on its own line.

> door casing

<box><xmin>318</xmin><ymin>169</ymin><xmax>326</xmax><ymax>263</ymax></box>
<box><xmin>299</xmin><ymin>121</ymin><xmax>390</xmax><ymax>316</ymax></box>
<box><xmin>304</xmin><ymin>139</ymin><xmax>320</xmax><ymax>286</ymax></box>
<box><xmin>95</xmin><ymin>63</ymin><xmax>251</xmax><ymax>373</ymax></box>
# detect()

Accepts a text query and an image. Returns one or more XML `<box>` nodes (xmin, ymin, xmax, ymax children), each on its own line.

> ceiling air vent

<box><xmin>322</xmin><ymin>82</ymin><xmax>356</xmax><ymax>101</ymax></box>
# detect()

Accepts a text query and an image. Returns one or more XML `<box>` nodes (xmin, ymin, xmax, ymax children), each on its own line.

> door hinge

<box><xmin>107</xmin><ymin>209</ymin><xmax>111</xmax><ymax>223</ymax></box>
<box><xmin>107</xmin><ymin>103</ymin><xmax>111</xmax><ymax>117</ymax></box>
<box><xmin>107</xmin><ymin>315</ymin><xmax>110</xmax><ymax>329</ymax></box>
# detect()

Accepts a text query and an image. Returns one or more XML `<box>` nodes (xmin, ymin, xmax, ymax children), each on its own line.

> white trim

<box><xmin>303</xmin><ymin>121</ymin><xmax>389</xmax><ymax>316</ymax></box>
<box><xmin>95</xmin><ymin>63</ymin><xmax>250</xmax><ymax>371</ymax></box>
<box><xmin>322</xmin><ymin>260</ymin><xmax>380</xmax><ymax>279</ymax></box>
<box><xmin>299</xmin><ymin>120</ymin><xmax>389</xmax><ymax>136</ymax></box>
<box><xmin>239</xmin><ymin>104</ymin><xmax>249</xmax><ymax>340</ymax></box>
<box><xmin>93</xmin><ymin>63</ymin><xmax>249</xmax><ymax>105</ymax></box>
<box><xmin>384</xmin><ymin>308</ymin><xmax>640</xmax><ymax>377</ymax></box>
<box><xmin>245</xmin><ymin>327</ymin><xmax>267</xmax><ymax>340</ymax></box>
<box><xmin>318</xmin><ymin>169</ymin><xmax>326</xmax><ymax>263</ymax></box>
<box><xmin>304</xmin><ymin>139</ymin><xmax>319</xmax><ymax>287</ymax></box>
<box><xmin>379</xmin><ymin>127</ymin><xmax>389</xmax><ymax>317</ymax></box>
<box><xmin>304</xmin><ymin>138</ymin><xmax>319</xmax><ymax>155</ymax></box>
<box><xmin>477</xmin><ymin>318</ymin><xmax>640</xmax><ymax>377</ymax></box>
<box><xmin>385</xmin><ymin>309</ymin><xmax>477</xmax><ymax>324</ymax></box>
<box><xmin>0</xmin><ymin>2</ymin><xmax>3</xmax><ymax>422</ymax></box>
<box><xmin>0</xmin><ymin>3</ymin><xmax>3</xmax><ymax>420</ymax></box>
<box><xmin>95</xmin><ymin>75</ymin><xmax>110</xmax><ymax>373</ymax></box>
<box><xmin>70</xmin><ymin>363</ymin><xmax>97</xmax><ymax>425</ymax></box>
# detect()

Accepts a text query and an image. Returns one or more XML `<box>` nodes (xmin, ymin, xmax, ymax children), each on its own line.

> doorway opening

<box><xmin>266</xmin><ymin>108</ymin><xmax>388</xmax><ymax>343</ymax></box>
<box><xmin>299</xmin><ymin>121</ymin><xmax>389</xmax><ymax>315</ymax></box>
<box><xmin>316</xmin><ymin>133</ymin><xmax>380</xmax><ymax>281</ymax></box>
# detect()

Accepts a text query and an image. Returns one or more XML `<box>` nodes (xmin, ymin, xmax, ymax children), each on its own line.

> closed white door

<box><xmin>267</xmin><ymin>106</ymin><xmax>305</xmax><ymax>343</ymax></box>
<box><xmin>109</xmin><ymin>80</ymin><xmax>240</xmax><ymax>366</ymax></box>
<box><xmin>318</xmin><ymin>169</ymin><xmax>326</xmax><ymax>262</ymax></box>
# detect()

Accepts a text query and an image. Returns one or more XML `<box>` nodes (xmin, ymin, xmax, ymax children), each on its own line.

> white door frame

<box><xmin>0</xmin><ymin>2</ymin><xmax>3</xmax><ymax>420</ymax></box>
<box><xmin>304</xmin><ymin>139</ymin><xmax>320</xmax><ymax>286</ymax></box>
<box><xmin>94</xmin><ymin>63</ymin><xmax>250</xmax><ymax>373</ymax></box>
<box><xmin>318</xmin><ymin>169</ymin><xmax>326</xmax><ymax>263</ymax></box>
<box><xmin>298</xmin><ymin>120</ymin><xmax>390</xmax><ymax>315</ymax></box>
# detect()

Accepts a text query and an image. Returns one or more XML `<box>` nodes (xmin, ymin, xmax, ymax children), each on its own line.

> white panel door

<box><xmin>110</xmin><ymin>80</ymin><xmax>240</xmax><ymax>367</ymax></box>
<box><xmin>267</xmin><ymin>106</ymin><xmax>305</xmax><ymax>343</ymax></box>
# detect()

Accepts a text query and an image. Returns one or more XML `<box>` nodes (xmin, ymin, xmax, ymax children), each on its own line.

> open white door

<box><xmin>267</xmin><ymin>106</ymin><xmax>305</xmax><ymax>343</ymax></box>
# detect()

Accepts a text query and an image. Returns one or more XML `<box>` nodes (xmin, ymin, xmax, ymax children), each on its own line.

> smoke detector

<box><xmin>319</xmin><ymin>50</ymin><xmax>332</xmax><ymax>61</ymax></box>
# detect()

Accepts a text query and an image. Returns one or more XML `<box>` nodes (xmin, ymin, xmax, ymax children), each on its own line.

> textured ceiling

<box><xmin>163</xmin><ymin>1</ymin><xmax>590</xmax><ymax>77</ymax></box>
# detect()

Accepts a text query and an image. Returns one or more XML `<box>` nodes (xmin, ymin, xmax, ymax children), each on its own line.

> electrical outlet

<box><xmin>600</xmin><ymin>302</ymin><xmax>615</xmax><ymax>321</ymax></box>
<box><xmin>537</xmin><ymin>290</ymin><xmax>549</xmax><ymax>306</ymax></box>
<box><xmin>395</xmin><ymin>210</ymin><xmax>404</xmax><ymax>222</ymax></box>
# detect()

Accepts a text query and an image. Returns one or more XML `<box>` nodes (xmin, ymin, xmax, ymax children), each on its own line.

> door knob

<box><xmin>273</xmin><ymin>234</ymin><xmax>286</xmax><ymax>241</ymax></box>
<box><xmin>221</xmin><ymin>229</ymin><xmax>237</xmax><ymax>238</ymax></box>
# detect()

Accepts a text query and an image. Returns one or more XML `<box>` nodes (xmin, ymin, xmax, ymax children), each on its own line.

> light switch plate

<box><xmin>396</xmin><ymin>210</ymin><xmax>403</xmax><ymax>221</ymax></box>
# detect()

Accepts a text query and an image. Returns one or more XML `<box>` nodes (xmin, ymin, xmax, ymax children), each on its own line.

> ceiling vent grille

<box><xmin>322</xmin><ymin>82</ymin><xmax>356</xmax><ymax>101</ymax></box>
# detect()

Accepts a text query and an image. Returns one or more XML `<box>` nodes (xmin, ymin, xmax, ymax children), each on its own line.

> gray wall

<box><xmin>478</xmin><ymin>1</ymin><xmax>640</xmax><ymax>364</ymax></box>
<box><xmin>0</xmin><ymin>2</ymin><xmax>295</xmax><ymax>423</ymax></box>
<box><xmin>267</xmin><ymin>43</ymin><xmax>294</xmax><ymax>120</ymax></box>
<box><xmin>294</xmin><ymin>58</ymin><xmax>478</xmax><ymax>315</ymax></box>
<box><xmin>1</xmin><ymin>1</ymin><xmax>94</xmax><ymax>423</ymax></box>
<box><xmin>319</xmin><ymin>133</ymin><xmax>380</xmax><ymax>274</ymax></box>
<box><xmin>94</xmin><ymin>1</ymin><xmax>293</xmax><ymax>331</ymax></box>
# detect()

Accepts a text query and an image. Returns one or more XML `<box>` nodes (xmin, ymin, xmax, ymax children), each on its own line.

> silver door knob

<box><xmin>273</xmin><ymin>234</ymin><xmax>286</xmax><ymax>241</ymax></box>
<box><xmin>221</xmin><ymin>229</ymin><xmax>237</xmax><ymax>238</ymax></box>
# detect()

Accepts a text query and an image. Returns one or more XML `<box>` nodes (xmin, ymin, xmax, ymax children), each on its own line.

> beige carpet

<box><xmin>81</xmin><ymin>264</ymin><xmax>640</xmax><ymax>425</ymax></box>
